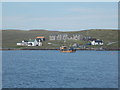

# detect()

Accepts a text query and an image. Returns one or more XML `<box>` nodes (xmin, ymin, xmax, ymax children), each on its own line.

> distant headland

<box><xmin>1</xmin><ymin>29</ymin><xmax>119</xmax><ymax>51</ymax></box>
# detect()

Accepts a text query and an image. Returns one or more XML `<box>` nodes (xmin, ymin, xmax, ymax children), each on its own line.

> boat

<box><xmin>60</xmin><ymin>46</ymin><xmax>76</xmax><ymax>53</ymax></box>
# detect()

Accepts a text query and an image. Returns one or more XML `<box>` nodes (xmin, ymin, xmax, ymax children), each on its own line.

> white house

<box><xmin>17</xmin><ymin>40</ymin><xmax>28</xmax><ymax>46</ymax></box>
<box><xmin>27</xmin><ymin>39</ymin><xmax>43</xmax><ymax>46</ymax></box>
<box><xmin>38</xmin><ymin>40</ymin><xmax>42</xmax><ymax>46</ymax></box>
<box><xmin>91</xmin><ymin>40</ymin><xmax>103</xmax><ymax>45</ymax></box>
<box><xmin>17</xmin><ymin>36</ymin><xmax>45</xmax><ymax>46</ymax></box>
<box><xmin>21</xmin><ymin>40</ymin><xmax>28</xmax><ymax>46</ymax></box>
<box><xmin>72</xmin><ymin>43</ymin><xmax>79</xmax><ymax>47</ymax></box>
<box><xmin>28</xmin><ymin>39</ymin><xmax>38</xmax><ymax>46</ymax></box>
<box><xmin>17</xmin><ymin>39</ymin><xmax>43</xmax><ymax>46</ymax></box>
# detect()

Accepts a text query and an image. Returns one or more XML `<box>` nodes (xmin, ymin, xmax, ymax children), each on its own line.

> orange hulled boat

<box><xmin>60</xmin><ymin>46</ymin><xmax>76</xmax><ymax>53</ymax></box>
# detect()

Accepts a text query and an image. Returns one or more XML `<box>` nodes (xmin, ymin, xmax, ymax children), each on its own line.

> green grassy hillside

<box><xmin>2</xmin><ymin>29</ymin><xmax>119</xmax><ymax>49</ymax></box>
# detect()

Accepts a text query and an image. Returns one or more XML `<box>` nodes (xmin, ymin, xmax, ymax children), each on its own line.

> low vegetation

<box><xmin>1</xmin><ymin>29</ymin><xmax>119</xmax><ymax>50</ymax></box>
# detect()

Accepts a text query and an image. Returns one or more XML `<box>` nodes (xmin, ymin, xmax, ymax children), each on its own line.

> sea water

<box><xmin>2</xmin><ymin>50</ymin><xmax>118</xmax><ymax>88</ymax></box>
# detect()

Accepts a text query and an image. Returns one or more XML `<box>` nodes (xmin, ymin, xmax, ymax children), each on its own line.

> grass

<box><xmin>2</xmin><ymin>29</ymin><xmax>119</xmax><ymax>49</ymax></box>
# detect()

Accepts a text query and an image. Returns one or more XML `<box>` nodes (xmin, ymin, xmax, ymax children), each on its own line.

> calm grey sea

<box><xmin>2</xmin><ymin>50</ymin><xmax>118</xmax><ymax>88</ymax></box>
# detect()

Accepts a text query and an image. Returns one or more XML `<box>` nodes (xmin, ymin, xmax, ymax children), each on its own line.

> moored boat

<box><xmin>60</xmin><ymin>46</ymin><xmax>76</xmax><ymax>53</ymax></box>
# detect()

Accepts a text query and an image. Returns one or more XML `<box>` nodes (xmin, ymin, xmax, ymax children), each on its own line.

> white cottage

<box><xmin>27</xmin><ymin>39</ymin><xmax>43</xmax><ymax>46</ymax></box>
<box><xmin>91</xmin><ymin>40</ymin><xmax>103</xmax><ymax>45</ymax></box>
<box><xmin>28</xmin><ymin>39</ymin><xmax>38</xmax><ymax>46</ymax></box>
<box><xmin>17</xmin><ymin>40</ymin><xmax>28</xmax><ymax>46</ymax></box>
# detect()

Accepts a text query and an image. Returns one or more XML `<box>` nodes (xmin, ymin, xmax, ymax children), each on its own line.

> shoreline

<box><xmin>0</xmin><ymin>48</ymin><xmax>120</xmax><ymax>51</ymax></box>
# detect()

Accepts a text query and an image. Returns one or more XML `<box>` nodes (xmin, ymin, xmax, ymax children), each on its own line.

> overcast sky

<box><xmin>2</xmin><ymin>2</ymin><xmax>118</xmax><ymax>31</ymax></box>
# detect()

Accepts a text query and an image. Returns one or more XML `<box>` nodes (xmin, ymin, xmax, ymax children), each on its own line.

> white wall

<box><xmin>17</xmin><ymin>43</ymin><xmax>22</xmax><ymax>45</ymax></box>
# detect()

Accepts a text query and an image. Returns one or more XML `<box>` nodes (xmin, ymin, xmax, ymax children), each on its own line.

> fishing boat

<box><xmin>60</xmin><ymin>46</ymin><xmax>76</xmax><ymax>53</ymax></box>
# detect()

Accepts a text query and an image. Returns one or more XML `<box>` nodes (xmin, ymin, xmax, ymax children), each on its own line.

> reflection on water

<box><xmin>2</xmin><ymin>50</ymin><xmax>118</xmax><ymax>88</ymax></box>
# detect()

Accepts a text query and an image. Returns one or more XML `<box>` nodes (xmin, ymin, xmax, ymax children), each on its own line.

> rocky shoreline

<box><xmin>1</xmin><ymin>48</ymin><xmax>120</xmax><ymax>51</ymax></box>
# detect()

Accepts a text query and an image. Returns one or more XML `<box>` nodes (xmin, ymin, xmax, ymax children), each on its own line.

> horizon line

<box><xmin>0</xmin><ymin>28</ymin><xmax>118</xmax><ymax>32</ymax></box>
